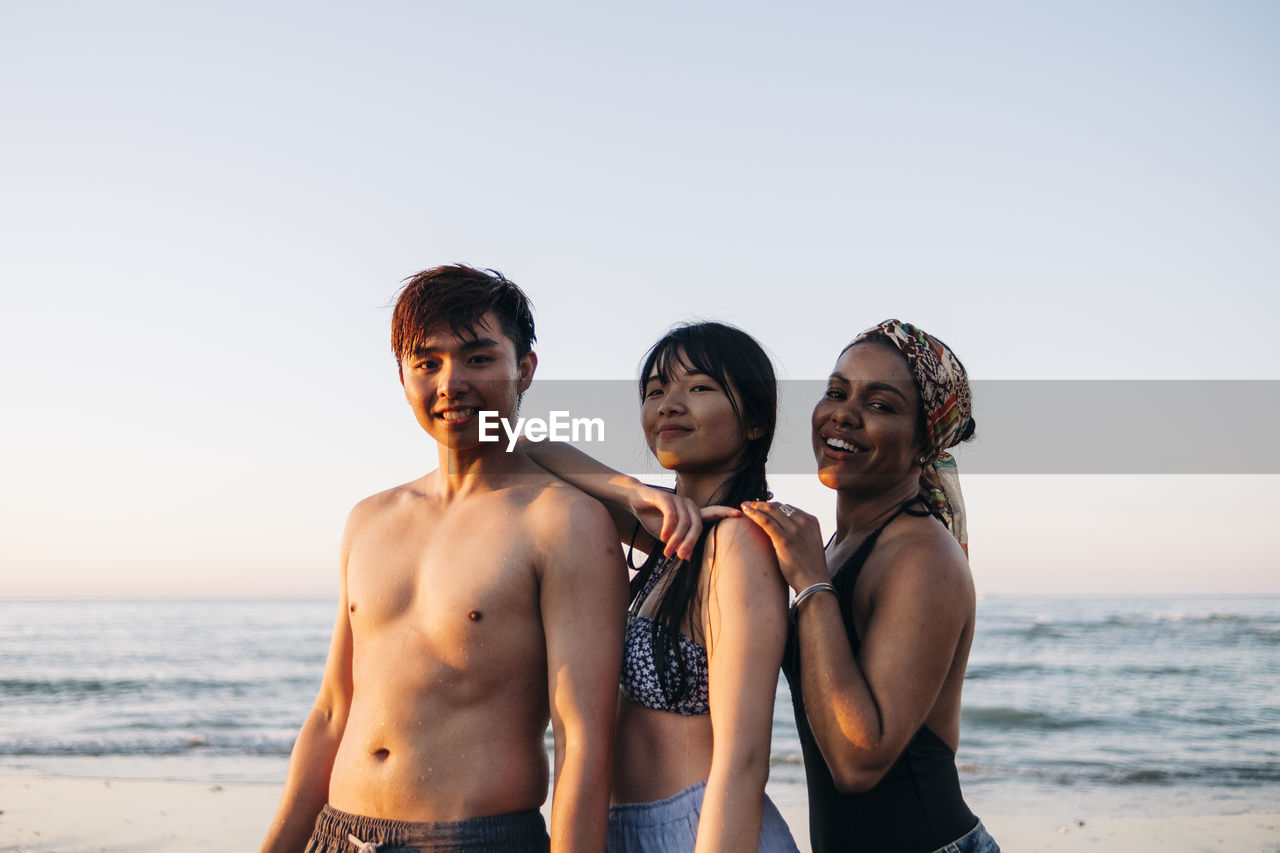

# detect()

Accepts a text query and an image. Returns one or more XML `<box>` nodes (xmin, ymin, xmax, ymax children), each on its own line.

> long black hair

<box><xmin>629</xmin><ymin>321</ymin><xmax>778</xmax><ymax>705</ymax></box>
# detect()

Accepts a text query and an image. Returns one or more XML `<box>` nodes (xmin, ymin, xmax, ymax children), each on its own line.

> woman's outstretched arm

<box><xmin>522</xmin><ymin>439</ymin><xmax>737</xmax><ymax>560</ymax></box>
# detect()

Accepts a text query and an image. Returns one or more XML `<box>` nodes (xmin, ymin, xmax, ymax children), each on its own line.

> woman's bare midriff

<box><xmin>611</xmin><ymin>699</ymin><xmax>713</xmax><ymax>805</ymax></box>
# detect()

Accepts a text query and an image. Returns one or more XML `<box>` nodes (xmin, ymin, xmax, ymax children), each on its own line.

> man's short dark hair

<box><xmin>391</xmin><ymin>265</ymin><xmax>537</xmax><ymax>363</ymax></box>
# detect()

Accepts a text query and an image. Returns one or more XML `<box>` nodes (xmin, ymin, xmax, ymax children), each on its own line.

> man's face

<box><xmin>398</xmin><ymin>312</ymin><xmax>536</xmax><ymax>450</ymax></box>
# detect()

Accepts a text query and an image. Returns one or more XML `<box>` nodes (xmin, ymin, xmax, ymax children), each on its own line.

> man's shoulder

<box><xmin>345</xmin><ymin>476</ymin><xmax>434</xmax><ymax>526</ymax></box>
<box><xmin>512</xmin><ymin>482</ymin><xmax>619</xmax><ymax>576</ymax></box>
<box><xmin>520</xmin><ymin>478</ymin><xmax>614</xmax><ymax>533</ymax></box>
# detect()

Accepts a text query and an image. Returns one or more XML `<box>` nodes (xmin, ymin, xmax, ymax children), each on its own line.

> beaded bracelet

<box><xmin>789</xmin><ymin>582</ymin><xmax>837</xmax><ymax>623</ymax></box>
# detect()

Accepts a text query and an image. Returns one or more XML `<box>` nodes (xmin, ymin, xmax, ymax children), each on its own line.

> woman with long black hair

<box><xmin>527</xmin><ymin>321</ymin><xmax>799</xmax><ymax>853</ymax></box>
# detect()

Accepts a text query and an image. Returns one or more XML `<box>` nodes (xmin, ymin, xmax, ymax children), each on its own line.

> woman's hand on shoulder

<box><xmin>739</xmin><ymin>500</ymin><xmax>829</xmax><ymax>592</ymax></box>
<box><xmin>704</xmin><ymin>515</ymin><xmax>785</xmax><ymax>590</ymax></box>
<box><xmin>627</xmin><ymin>484</ymin><xmax>739</xmax><ymax>560</ymax></box>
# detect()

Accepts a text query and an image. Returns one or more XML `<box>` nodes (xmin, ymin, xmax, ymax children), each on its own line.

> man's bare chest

<box><xmin>345</xmin><ymin>507</ymin><xmax>542</xmax><ymax>645</ymax></box>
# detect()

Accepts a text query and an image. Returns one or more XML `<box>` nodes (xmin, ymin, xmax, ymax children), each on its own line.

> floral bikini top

<box><xmin>618</xmin><ymin>556</ymin><xmax>711</xmax><ymax>716</ymax></box>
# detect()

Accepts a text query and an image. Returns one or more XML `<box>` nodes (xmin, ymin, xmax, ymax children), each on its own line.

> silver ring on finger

<box><xmin>778</xmin><ymin>503</ymin><xmax>796</xmax><ymax>517</ymax></box>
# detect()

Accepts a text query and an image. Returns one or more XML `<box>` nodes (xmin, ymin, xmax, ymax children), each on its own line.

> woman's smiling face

<box><xmin>642</xmin><ymin>353</ymin><xmax>749</xmax><ymax>476</ymax></box>
<box><xmin>812</xmin><ymin>342</ymin><xmax>924</xmax><ymax>494</ymax></box>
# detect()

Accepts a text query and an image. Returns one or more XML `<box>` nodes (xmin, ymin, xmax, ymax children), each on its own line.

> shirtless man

<box><xmin>260</xmin><ymin>265</ymin><xmax>627</xmax><ymax>853</ymax></box>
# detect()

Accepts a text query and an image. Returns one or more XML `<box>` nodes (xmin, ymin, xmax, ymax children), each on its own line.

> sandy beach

<box><xmin>2</xmin><ymin>772</ymin><xmax>1277</xmax><ymax>852</ymax></box>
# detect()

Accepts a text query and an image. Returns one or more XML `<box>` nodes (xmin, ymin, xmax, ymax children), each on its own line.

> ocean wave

<box><xmin>979</xmin><ymin>619</ymin><xmax>1280</xmax><ymax>652</ymax></box>
<box><xmin>0</xmin><ymin>732</ymin><xmax>294</xmax><ymax>758</ymax></box>
<box><xmin>955</xmin><ymin>759</ymin><xmax>1280</xmax><ymax>787</ymax></box>
<box><xmin>0</xmin><ymin>675</ymin><xmax>311</xmax><ymax>699</ymax></box>
<box><xmin>964</xmin><ymin>663</ymin><xmax>1051</xmax><ymax>681</ymax></box>
<box><xmin>988</xmin><ymin>614</ymin><xmax>1070</xmax><ymax>635</ymax></box>
<box><xmin>1086</xmin><ymin>763</ymin><xmax>1280</xmax><ymax>786</ymax></box>
<box><xmin>983</xmin><ymin>622</ymin><xmax>1073</xmax><ymax>639</ymax></box>
<box><xmin>1113</xmin><ymin>664</ymin><xmax>1204</xmax><ymax>677</ymax></box>
<box><xmin>962</xmin><ymin>707</ymin><xmax>1103</xmax><ymax>731</ymax></box>
<box><xmin>988</xmin><ymin>610</ymin><xmax>1263</xmax><ymax>632</ymax></box>
<box><xmin>1149</xmin><ymin>612</ymin><xmax>1243</xmax><ymax>624</ymax></box>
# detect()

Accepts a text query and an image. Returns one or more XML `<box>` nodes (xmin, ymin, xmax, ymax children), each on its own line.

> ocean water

<box><xmin>1</xmin><ymin>596</ymin><xmax>1277</xmax><ymax>817</ymax></box>
<box><xmin>959</xmin><ymin>595</ymin><xmax>1280</xmax><ymax>815</ymax></box>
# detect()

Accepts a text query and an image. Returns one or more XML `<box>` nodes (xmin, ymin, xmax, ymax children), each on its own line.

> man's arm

<box><xmin>537</xmin><ymin>491</ymin><xmax>628</xmax><ymax>853</ymax></box>
<box><xmin>522</xmin><ymin>438</ymin><xmax>735</xmax><ymax>560</ymax></box>
<box><xmin>260</xmin><ymin>516</ymin><xmax>358</xmax><ymax>853</ymax></box>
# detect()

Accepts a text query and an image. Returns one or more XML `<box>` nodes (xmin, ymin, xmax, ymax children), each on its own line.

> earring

<box><xmin>918</xmin><ymin>455</ymin><xmax>928</xmax><ymax>464</ymax></box>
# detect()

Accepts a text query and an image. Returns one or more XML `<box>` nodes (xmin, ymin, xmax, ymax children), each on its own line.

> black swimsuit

<box><xmin>782</xmin><ymin>499</ymin><xmax>980</xmax><ymax>853</ymax></box>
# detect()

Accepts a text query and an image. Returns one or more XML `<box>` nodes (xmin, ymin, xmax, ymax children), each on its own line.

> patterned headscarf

<box><xmin>851</xmin><ymin>319</ymin><xmax>974</xmax><ymax>551</ymax></box>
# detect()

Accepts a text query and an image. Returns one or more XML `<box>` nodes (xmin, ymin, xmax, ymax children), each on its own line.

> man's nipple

<box><xmin>468</xmin><ymin>610</ymin><xmax>482</xmax><ymax>622</ymax></box>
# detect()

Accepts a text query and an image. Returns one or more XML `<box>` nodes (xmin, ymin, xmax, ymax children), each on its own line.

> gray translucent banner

<box><xmin>515</xmin><ymin>380</ymin><xmax>1279</xmax><ymax>475</ymax></box>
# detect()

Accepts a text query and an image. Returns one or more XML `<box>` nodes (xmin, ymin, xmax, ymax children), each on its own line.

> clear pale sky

<box><xmin>2</xmin><ymin>2</ymin><xmax>1277</xmax><ymax>596</ymax></box>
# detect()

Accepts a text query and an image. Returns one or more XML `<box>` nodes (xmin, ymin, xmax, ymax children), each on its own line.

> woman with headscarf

<box><xmin>740</xmin><ymin>320</ymin><xmax>999</xmax><ymax>853</ymax></box>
